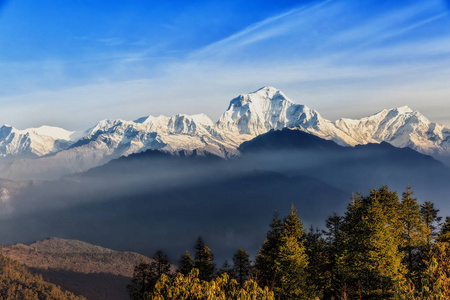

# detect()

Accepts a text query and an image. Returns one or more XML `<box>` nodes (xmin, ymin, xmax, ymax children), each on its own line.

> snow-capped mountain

<box><xmin>217</xmin><ymin>86</ymin><xmax>357</xmax><ymax>146</ymax></box>
<box><xmin>333</xmin><ymin>106</ymin><xmax>450</xmax><ymax>156</ymax></box>
<box><xmin>0</xmin><ymin>86</ymin><xmax>449</xmax><ymax>181</ymax></box>
<box><xmin>71</xmin><ymin>113</ymin><xmax>238</xmax><ymax>160</ymax></box>
<box><xmin>0</xmin><ymin>125</ymin><xmax>79</xmax><ymax>158</ymax></box>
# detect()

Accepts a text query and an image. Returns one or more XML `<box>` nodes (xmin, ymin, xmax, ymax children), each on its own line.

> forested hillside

<box><xmin>0</xmin><ymin>238</ymin><xmax>162</xmax><ymax>300</ymax></box>
<box><xmin>0</xmin><ymin>252</ymin><xmax>85</xmax><ymax>300</ymax></box>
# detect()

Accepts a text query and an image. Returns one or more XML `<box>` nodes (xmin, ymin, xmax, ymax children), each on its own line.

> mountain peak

<box><xmin>226</xmin><ymin>87</ymin><xmax>290</xmax><ymax>111</ymax></box>
<box><xmin>251</xmin><ymin>86</ymin><xmax>292</xmax><ymax>103</ymax></box>
<box><xmin>29</xmin><ymin>125</ymin><xmax>77</xmax><ymax>141</ymax></box>
<box><xmin>217</xmin><ymin>87</ymin><xmax>328</xmax><ymax>137</ymax></box>
<box><xmin>254</xmin><ymin>85</ymin><xmax>282</xmax><ymax>94</ymax></box>
<box><xmin>394</xmin><ymin>105</ymin><xmax>413</xmax><ymax>114</ymax></box>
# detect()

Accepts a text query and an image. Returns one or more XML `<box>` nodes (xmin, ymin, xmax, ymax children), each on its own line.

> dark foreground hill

<box><xmin>0</xmin><ymin>238</ymin><xmax>163</xmax><ymax>300</ymax></box>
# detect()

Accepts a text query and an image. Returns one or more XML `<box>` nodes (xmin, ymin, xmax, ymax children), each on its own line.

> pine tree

<box><xmin>149</xmin><ymin>250</ymin><xmax>172</xmax><ymax>287</ymax></box>
<box><xmin>323</xmin><ymin>212</ymin><xmax>343</xmax><ymax>247</ymax></box>
<box><xmin>256</xmin><ymin>206</ymin><xmax>311</xmax><ymax>298</ymax></box>
<box><xmin>194</xmin><ymin>236</ymin><xmax>216</xmax><ymax>281</ymax></box>
<box><xmin>322</xmin><ymin>213</ymin><xmax>344</xmax><ymax>298</ymax></box>
<box><xmin>233</xmin><ymin>248</ymin><xmax>251</xmax><ymax>285</ymax></box>
<box><xmin>420</xmin><ymin>201</ymin><xmax>442</xmax><ymax>246</ymax></box>
<box><xmin>304</xmin><ymin>227</ymin><xmax>329</xmax><ymax>299</ymax></box>
<box><xmin>276</xmin><ymin>235</ymin><xmax>309</xmax><ymax>299</ymax></box>
<box><xmin>178</xmin><ymin>251</ymin><xmax>194</xmax><ymax>275</ymax></box>
<box><xmin>274</xmin><ymin>204</ymin><xmax>310</xmax><ymax>299</ymax></box>
<box><xmin>438</xmin><ymin>217</ymin><xmax>450</xmax><ymax>243</ymax></box>
<box><xmin>255</xmin><ymin>211</ymin><xmax>283</xmax><ymax>288</ymax></box>
<box><xmin>281</xmin><ymin>205</ymin><xmax>305</xmax><ymax>243</ymax></box>
<box><xmin>218</xmin><ymin>260</ymin><xmax>235</xmax><ymax>278</ymax></box>
<box><xmin>400</xmin><ymin>186</ymin><xmax>427</xmax><ymax>280</ymax></box>
<box><xmin>127</xmin><ymin>259</ymin><xmax>152</xmax><ymax>300</ymax></box>
<box><xmin>341</xmin><ymin>187</ymin><xmax>406</xmax><ymax>299</ymax></box>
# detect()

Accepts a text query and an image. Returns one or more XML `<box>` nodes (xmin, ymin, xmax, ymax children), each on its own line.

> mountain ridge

<box><xmin>0</xmin><ymin>86</ymin><xmax>449</xmax><ymax>180</ymax></box>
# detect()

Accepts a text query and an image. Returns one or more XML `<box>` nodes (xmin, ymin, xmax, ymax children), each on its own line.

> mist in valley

<box><xmin>0</xmin><ymin>130</ymin><xmax>449</xmax><ymax>263</ymax></box>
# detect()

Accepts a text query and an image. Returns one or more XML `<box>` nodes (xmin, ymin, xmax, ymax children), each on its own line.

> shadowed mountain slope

<box><xmin>0</xmin><ymin>251</ymin><xmax>85</xmax><ymax>300</ymax></box>
<box><xmin>0</xmin><ymin>238</ymin><xmax>162</xmax><ymax>300</ymax></box>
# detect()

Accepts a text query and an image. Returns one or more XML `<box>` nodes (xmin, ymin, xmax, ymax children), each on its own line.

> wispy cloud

<box><xmin>0</xmin><ymin>0</ymin><xmax>450</xmax><ymax>129</ymax></box>
<box><xmin>192</xmin><ymin>0</ymin><xmax>336</xmax><ymax>59</ymax></box>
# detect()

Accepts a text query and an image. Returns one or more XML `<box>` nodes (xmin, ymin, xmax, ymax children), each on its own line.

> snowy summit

<box><xmin>0</xmin><ymin>86</ymin><xmax>449</xmax><ymax>180</ymax></box>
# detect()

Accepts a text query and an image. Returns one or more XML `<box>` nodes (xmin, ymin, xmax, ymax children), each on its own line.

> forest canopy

<box><xmin>129</xmin><ymin>185</ymin><xmax>450</xmax><ymax>299</ymax></box>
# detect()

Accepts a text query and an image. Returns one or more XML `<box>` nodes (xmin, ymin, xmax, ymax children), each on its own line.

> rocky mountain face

<box><xmin>0</xmin><ymin>86</ymin><xmax>449</xmax><ymax>180</ymax></box>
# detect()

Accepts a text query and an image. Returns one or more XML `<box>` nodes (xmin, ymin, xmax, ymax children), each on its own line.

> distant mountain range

<box><xmin>0</xmin><ymin>86</ymin><xmax>449</xmax><ymax>180</ymax></box>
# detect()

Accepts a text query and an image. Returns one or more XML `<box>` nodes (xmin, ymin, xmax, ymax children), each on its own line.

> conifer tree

<box><xmin>281</xmin><ymin>205</ymin><xmax>305</xmax><ymax>243</ymax></box>
<box><xmin>322</xmin><ymin>213</ymin><xmax>345</xmax><ymax>298</ymax></box>
<box><xmin>218</xmin><ymin>260</ymin><xmax>235</xmax><ymax>278</ymax></box>
<box><xmin>255</xmin><ymin>211</ymin><xmax>283</xmax><ymax>288</ymax></box>
<box><xmin>341</xmin><ymin>187</ymin><xmax>406</xmax><ymax>299</ymax></box>
<box><xmin>194</xmin><ymin>236</ymin><xmax>216</xmax><ymax>281</ymax></box>
<box><xmin>256</xmin><ymin>206</ymin><xmax>311</xmax><ymax>298</ymax></box>
<box><xmin>276</xmin><ymin>236</ymin><xmax>309</xmax><ymax>299</ymax></box>
<box><xmin>400</xmin><ymin>186</ymin><xmax>427</xmax><ymax>279</ymax></box>
<box><xmin>323</xmin><ymin>213</ymin><xmax>343</xmax><ymax>246</ymax></box>
<box><xmin>127</xmin><ymin>259</ymin><xmax>152</xmax><ymax>300</ymax></box>
<box><xmin>275</xmin><ymin>205</ymin><xmax>310</xmax><ymax>299</ymax></box>
<box><xmin>178</xmin><ymin>251</ymin><xmax>194</xmax><ymax>275</ymax></box>
<box><xmin>304</xmin><ymin>227</ymin><xmax>329</xmax><ymax>299</ymax></box>
<box><xmin>128</xmin><ymin>251</ymin><xmax>172</xmax><ymax>299</ymax></box>
<box><xmin>438</xmin><ymin>217</ymin><xmax>450</xmax><ymax>243</ymax></box>
<box><xmin>420</xmin><ymin>201</ymin><xmax>442</xmax><ymax>246</ymax></box>
<box><xmin>233</xmin><ymin>248</ymin><xmax>251</xmax><ymax>285</ymax></box>
<box><xmin>149</xmin><ymin>250</ymin><xmax>172</xmax><ymax>287</ymax></box>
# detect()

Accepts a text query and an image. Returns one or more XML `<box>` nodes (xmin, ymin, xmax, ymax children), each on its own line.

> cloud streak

<box><xmin>0</xmin><ymin>0</ymin><xmax>449</xmax><ymax>130</ymax></box>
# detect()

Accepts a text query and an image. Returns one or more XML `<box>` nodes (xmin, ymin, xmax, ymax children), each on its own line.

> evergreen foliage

<box><xmin>399</xmin><ymin>186</ymin><xmax>427</xmax><ymax>283</ymax></box>
<box><xmin>193</xmin><ymin>237</ymin><xmax>216</xmax><ymax>281</ymax></box>
<box><xmin>232</xmin><ymin>248</ymin><xmax>251</xmax><ymax>286</ymax></box>
<box><xmin>322</xmin><ymin>213</ymin><xmax>344</xmax><ymax>298</ymax></box>
<box><xmin>178</xmin><ymin>251</ymin><xmax>194</xmax><ymax>275</ymax></box>
<box><xmin>128</xmin><ymin>250</ymin><xmax>172</xmax><ymax>300</ymax></box>
<box><xmin>398</xmin><ymin>242</ymin><xmax>450</xmax><ymax>299</ymax></box>
<box><xmin>276</xmin><ymin>205</ymin><xmax>310</xmax><ymax>299</ymax></box>
<box><xmin>304</xmin><ymin>227</ymin><xmax>330</xmax><ymax>299</ymax></box>
<box><xmin>218</xmin><ymin>260</ymin><xmax>235</xmax><ymax>278</ymax></box>
<box><xmin>128</xmin><ymin>259</ymin><xmax>152</xmax><ymax>300</ymax></box>
<box><xmin>439</xmin><ymin>217</ymin><xmax>450</xmax><ymax>243</ymax></box>
<box><xmin>149</xmin><ymin>251</ymin><xmax>172</xmax><ymax>287</ymax></box>
<box><xmin>254</xmin><ymin>211</ymin><xmax>283</xmax><ymax>288</ymax></box>
<box><xmin>340</xmin><ymin>186</ymin><xmax>406</xmax><ymax>299</ymax></box>
<box><xmin>420</xmin><ymin>201</ymin><xmax>442</xmax><ymax>246</ymax></box>
<box><xmin>255</xmin><ymin>205</ymin><xmax>312</xmax><ymax>299</ymax></box>
<box><xmin>275</xmin><ymin>235</ymin><xmax>309</xmax><ymax>299</ymax></box>
<box><xmin>130</xmin><ymin>185</ymin><xmax>450</xmax><ymax>300</ymax></box>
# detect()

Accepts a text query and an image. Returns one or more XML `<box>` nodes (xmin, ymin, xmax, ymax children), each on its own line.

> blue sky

<box><xmin>0</xmin><ymin>0</ymin><xmax>450</xmax><ymax>130</ymax></box>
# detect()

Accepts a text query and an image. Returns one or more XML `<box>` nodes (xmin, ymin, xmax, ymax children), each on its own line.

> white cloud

<box><xmin>0</xmin><ymin>0</ymin><xmax>450</xmax><ymax>129</ymax></box>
